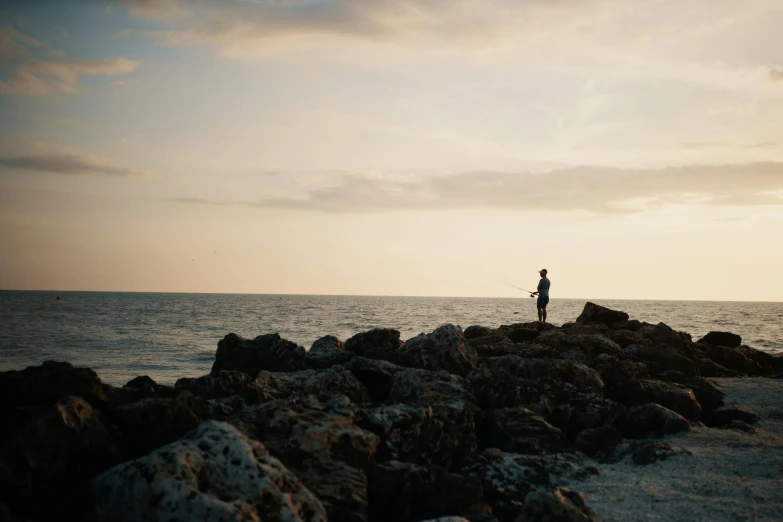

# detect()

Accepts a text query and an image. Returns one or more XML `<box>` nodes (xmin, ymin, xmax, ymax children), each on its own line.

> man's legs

<box><xmin>542</xmin><ymin>308</ymin><xmax>547</xmax><ymax>323</ymax></box>
<box><xmin>537</xmin><ymin>308</ymin><xmax>543</xmax><ymax>322</ymax></box>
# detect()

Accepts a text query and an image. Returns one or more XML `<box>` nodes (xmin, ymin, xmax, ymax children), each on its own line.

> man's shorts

<box><xmin>537</xmin><ymin>295</ymin><xmax>549</xmax><ymax>309</ymax></box>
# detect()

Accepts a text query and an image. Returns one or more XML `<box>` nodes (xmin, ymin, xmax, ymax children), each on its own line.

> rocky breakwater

<box><xmin>1</xmin><ymin>304</ymin><xmax>782</xmax><ymax>522</ymax></box>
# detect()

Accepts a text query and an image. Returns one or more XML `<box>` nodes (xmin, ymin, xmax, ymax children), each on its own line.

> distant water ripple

<box><xmin>0</xmin><ymin>291</ymin><xmax>780</xmax><ymax>385</ymax></box>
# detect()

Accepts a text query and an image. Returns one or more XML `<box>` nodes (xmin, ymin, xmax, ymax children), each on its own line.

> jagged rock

<box><xmin>608</xmin><ymin>329</ymin><xmax>648</xmax><ymax>348</ymax></box>
<box><xmin>706</xmin><ymin>345</ymin><xmax>767</xmax><ymax>376</ymax></box>
<box><xmin>560</xmin><ymin>323</ymin><xmax>607</xmax><ymax>336</ymax></box>
<box><xmin>519</xmin><ymin>488</ymin><xmax>599</xmax><ymax>522</ymax></box>
<box><xmin>462</xmin><ymin>450</ymin><xmax>589</xmax><ymax>522</ymax></box>
<box><xmin>0</xmin><ymin>397</ymin><xmax>118</xmax><ymax>521</ymax></box>
<box><xmin>468</xmin><ymin>367</ymin><xmax>544</xmax><ymax>410</ymax></box>
<box><xmin>735</xmin><ymin>345</ymin><xmax>783</xmax><ymax>374</ymax></box>
<box><xmin>698</xmin><ymin>357</ymin><xmax>744</xmax><ymax>378</ymax></box>
<box><xmin>477</xmin><ymin>408</ymin><xmax>569</xmax><ymax>455</ymax></box>
<box><xmin>211</xmin><ymin>332</ymin><xmax>306</xmax><ymax>375</ymax></box>
<box><xmin>720</xmin><ymin>420</ymin><xmax>756</xmax><ymax>433</ymax></box>
<box><xmin>628</xmin><ymin>440</ymin><xmax>692</xmax><ymax>465</ymax></box>
<box><xmin>0</xmin><ymin>361</ymin><xmax>109</xmax><ymax>408</ymax></box>
<box><xmin>605</xmin><ymin>378</ymin><xmax>702</xmax><ymax>420</ymax></box>
<box><xmin>534</xmin><ymin>331</ymin><xmax>623</xmax><ymax>365</ymax></box>
<box><xmin>306</xmin><ymin>335</ymin><xmax>352</xmax><ymax>369</ymax></box>
<box><xmin>90</xmin><ymin>420</ymin><xmax>327</xmax><ymax>522</ymax></box>
<box><xmin>684</xmin><ymin>377</ymin><xmax>725</xmax><ymax>413</ymax></box>
<box><xmin>575</xmin><ymin>302</ymin><xmax>629</xmax><ymax>326</ymax></box>
<box><xmin>625</xmin><ymin>342</ymin><xmax>698</xmax><ymax>377</ymax></box>
<box><xmin>506</xmin><ymin>327</ymin><xmax>541</xmax><ymax>343</ymax></box>
<box><xmin>657</xmin><ymin>370</ymin><xmax>687</xmax><ymax>383</ymax></box>
<box><xmin>622</xmin><ymin>403</ymin><xmax>691</xmax><ymax>438</ymax></box>
<box><xmin>389</xmin><ymin>367</ymin><xmax>476</xmax><ymax>406</ymax></box>
<box><xmin>367</xmin><ymin>461</ymin><xmax>483</xmax><ymax>522</ymax></box>
<box><xmin>175</xmin><ymin>370</ymin><xmax>281</xmax><ymax>403</ymax></box>
<box><xmin>344</xmin><ymin>357</ymin><xmax>397</xmax><ymax>402</ymax></box>
<box><xmin>257</xmin><ymin>366</ymin><xmax>371</xmax><ymax>403</ymax></box>
<box><xmin>612</xmin><ymin>319</ymin><xmax>648</xmax><ymax>331</ymax></box>
<box><xmin>598</xmin><ymin>359</ymin><xmax>650</xmax><ymax>388</ymax></box>
<box><xmin>465</xmin><ymin>326</ymin><xmax>494</xmax><ymax>339</ymax></box>
<box><xmin>636</xmin><ymin>323</ymin><xmax>690</xmax><ymax>349</ymax></box>
<box><xmin>468</xmin><ymin>334</ymin><xmax>515</xmax><ymax>350</ymax></box>
<box><xmin>538</xmin><ymin>385</ymin><xmax>626</xmax><ymax>441</ymax></box>
<box><xmin>122</xmin><ymin>375</ymin><xmax>172</xmax><ymax>398</ymax></box>
<box><xmin>108</xmin><ymin>397</ymin><xmax>205</xmax><ymax>459</ymax></box>
<box><xmin>575</xmin><ymin>426</ymin><xmax>623</xmax><ymax>460</ymax></box>
<box><xmin>232</xmin><ymin>395</ymin><xmax>378</xmax><ymax>522</ymax></box>
<box><xmin>400</xmin><ymin>324</ymin><xmax>478</xmax><ymax>375</ymax></box>
<box><xmin>697</xmin><ymin>331</ymin><xmax>742</xmax><ymax>348</ymax></box>
<box><xmin>357</xmin><ymin>400</ymin><xmax>478</xmax><ymax>471</ymax></box>
<box><xmin>345</xmin><ymin>328</ymin><xmax>405</xmax><ymax>364</ymax></box>
<box><xmin>706</xmin><ymin>406</ymin><xmax>759</xmax><ymax>427</ymax></box>
<box><xmin>479</xmin><ymin>356</ymin><xmax>604</xmax><ymax>394</ymax></box>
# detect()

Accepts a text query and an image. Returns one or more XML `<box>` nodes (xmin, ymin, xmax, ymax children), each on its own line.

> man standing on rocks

<box><xmin>530</xmin><ymin>269</ymin><xmax>550</xmax><ymax>323</ymax></box>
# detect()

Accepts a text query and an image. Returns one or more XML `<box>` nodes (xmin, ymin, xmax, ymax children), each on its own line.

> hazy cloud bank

<box><xmin>0</xmin><ymin>152</ymin><xmax>148</xmax><ymax>177</ymax></box>
<box><xmin>171</xmin><ymin>163</ymin><xmax>783</xmax><ymax>214</ymax></box>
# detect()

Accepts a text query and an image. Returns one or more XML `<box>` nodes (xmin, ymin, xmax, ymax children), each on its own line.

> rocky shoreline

<box><xmin>1</xmin><ymin>302</ymin><xmax>782</xmax><ymax>522</ymax></box>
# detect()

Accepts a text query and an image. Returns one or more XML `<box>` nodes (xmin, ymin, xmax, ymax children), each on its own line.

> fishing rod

<box><xmin>497</xmin><ymin>280</ymin><xmax>536</xmax><ymax>296</ymax></box>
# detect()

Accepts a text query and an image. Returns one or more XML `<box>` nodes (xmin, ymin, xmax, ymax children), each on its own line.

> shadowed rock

<box><xmin>575</xmin><ymin>426</ymin><xmax>624</xmax><ymax>460</ymax></box>
<box><xmin>306</xmin><ymin>335</ymin><xmax>352</xmax><ymax>369</ymax></box>
<box><xmin>400</xmin><ymin>324</ymin><xmax>478</xmax><ymax>376</ymax></box>
<box><xmin>697</xmin><ymin>331</ymin><xmax>742</xmax><ymax>348</ymax></box>
<box><xmin>256</xmin><ymin>366</ymin><xmax>371</xmax><ymax>404</ymax></box>
<box><xmin>706</xmin><ymin>406</ymin><xmax>759</xmax><ymax>427</ymax></box>
<box><xmin>345</xmin><ymin>328</ymin><xmax>405</xmax><ymax>364</ymax></box>
<box><xmin>684</xmin><ymin>376</ymin><xmax>725</xmax><ymax>413</ymax></box>
<box><xmin>605</xmin><ymin>378</ymin><xmax>703</xmax><ymax>420</ymax></box>
<box><xmin>90</xmin><ymin>420</ymin><xmax>327</xmax><ymax>522</ymax></box>
<box><xmin>175</xmin><ymin>369</ymin><xmax>281</xmax><ymax>404</ymax></box>
<box><xmin>520</xmin><ymin>488</ymin><xmax>599</xmax><ymax>522</ymax></box>
<box><xmin>627</xmin><ymin>440</ymin><xmax>692</xmax><ymax>465</ymax></box>
<box><xmin>622</xmin><ymin>403</ymin><xmax>691</xmax><ymax>438</ymax></box>
<box><xmin>576</xmin><ymin>302</ymin><xmax>629</xmax><ymax>326</ymax></box>
<box><xmin>479</xmin><ymin>356</ymin><xmax>604</xmax><ymax>394</ymax></box>
<box><xmin>477</xmin><ymin>408</ymin><xmax>569</xmax><ymax>455</ymax></box>
<box><xmin>211</xmin><ymin>332</ymin><xmax>306</xmax><ymax>375</ymax></box>
<box><xmin>0</xmin><ymin>361</ymin><xmax>109</xmax><ymax>408</ymax></box>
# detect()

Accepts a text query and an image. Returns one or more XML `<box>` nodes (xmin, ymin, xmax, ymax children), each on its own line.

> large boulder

<box><xmin>211</xmin><ymin>332</ymin><xmax>306</xmax><ymax>375</ymax></box>
<box><xmin>605</xmin><ymin>378</ymin><xmax>702</xmax><ymax>420</ymax></box>
<box><xmin>367</xmin><ymin>461</ymin><xmax>483</xmax><ymax>522</ymax></box>
<box><xmin>306</xmin><ymin>335</ymin><xmax>352</xmax><ymax>369</ymax></box>
<box><xmin>705</xmin><ymin>406</ymin><xmax>759</xmax><ymax>427</ymax></box>
<box><xmin>636</xmin><ymin>323</ymin><xmax>690</xmax><ymax>350</ymax></box>
<box><xmin>575</xmin><ymin>302</ymin><xmax>629</xmax><ymax>326</ymax></box>
<box><xmin>256</xmin><ymin>366</ymin><xmax>371</xmax><ymax>404</ymax></box>
<box><xmin>477</xmin><ymin>408</ymin><xmax>569</xmax><ymax>455</ymax></box>
<box><xmin>624</xmin><ymin>343</ymin><xmax>698</xmax><ymax>377</ymax></box>
<box><xmin>0</xmin><ymin>361</ymin><xmax>109</xmax><ymax>408</ymax></box>
<box><xmin>174</xmin><ymin>370</ymin><xmax>281</xmax><ymax>404</ymax></box>
<box><xmin>698</xmin><ymin>357</ymin><xmax>744</xmax><ymax>378</ymax></box>
<box><xmin>684</xmin><ymin>377</ymin><xmax>725</xmax><ymax>413</ymax></box>
<box><xmin>697</xmin><ymin>331</ymin><xmax>742</xmax><ymax>348</ymax></box>
<box><xmin>574</xmin><ymin>426</ymin><xmax>624</xmax><ymax>460</ymax></box>
<box><xmin>467</xmin><ymin>366</ymin><xmax>544</xmax><ymax>410</ymax></box>
<box><xmin>534</xmin><ymin>331</ymin><xmax>623</xmax><ymax>365</ymax></box>
<box><xmin>462</xmin><ymin>450</ymin><xmax>596</xmax><ymax>522</ymax></box>
<box><xmin>479</xmin><ymin>356</ymin><xmax>604</xmax><ymax>394</ymax></box>
<box><xmin>608</xmin><ymin>329</ymin><xmax>648</xmax><ymax>348</ymax></box>
<box><xmin>90</xmin><ymin>420</ymin><xmax>327</xmax><ymax>522</ymax></box>
<box><xmin>233</xmin><ymin>395</ymin><xmax>378</xmax><ymax>522</ymax></box>
<box><xmin>400</xmin><ymin>324</ymin><xmax>478</xmax><ymax>376</ymax></box>
<box><xmin>520</xmin><ymin>488</ymin><xmax>599</xmax><ymax>522</ymax></box>
<box><xmin>622</xmin><ymin>403</ymin><xmax>691</xmax><ymax>438</ymax></box>
<box><xmin>536</xmin><ymin>384</ymin><xmax>626</xmax><ymax>441</ymax></box>
<box><xmin>705</xmin><ymin>345</ymin><xmax>767</xmax><ymax>376</ymax></box>
<box><xmin>107</xmin><ymin>397</ymin><xmax>205</xmax><ymax>459</ymax></box>
<box><xmin>0</xmin><ymin>396</ymin><xmax>119</xmax><ymax>521</ymax></box>
<box><xmin>345</xmin><ymin>328</ymin><xmax>405</xmax><ymax>364</ymax></box>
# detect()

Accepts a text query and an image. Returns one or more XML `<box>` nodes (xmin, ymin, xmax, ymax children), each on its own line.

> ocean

<box><xmin>1</xmin><ymin>291</ymin><xmax>781</xmax><ymax>386</ymax></box>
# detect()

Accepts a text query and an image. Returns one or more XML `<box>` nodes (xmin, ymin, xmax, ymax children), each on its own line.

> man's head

<box><xmin>539</xmin><ymin>269</ymin><xmax>548</xmax><ymax>278</ymax></box>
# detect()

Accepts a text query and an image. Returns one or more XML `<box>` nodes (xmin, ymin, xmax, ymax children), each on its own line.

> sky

<box><xmin>1</xmin><ymin>0</ymin><xmax>782</xmax><ymax>301</ymax></box>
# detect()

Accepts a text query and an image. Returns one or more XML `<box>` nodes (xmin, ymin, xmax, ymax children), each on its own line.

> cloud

<box><xmin>171</xmin><ymin>163</ymin><xmax>783</xmax><ymax>214</ymax></box>
<box><xmin>0</xmin><ymin>152</ymin><xmax>148</xmax><ymax>177</ymax></box>
<box><xmin>0</xmin><ymin>26</ymin><xmax>43</xmax><ymax>63</ymax></box>
<box><xmin>771</xmin><ymin>68</ymin><xmax>783</xmax><ymax>82</ymax></box>
<box><xmin>117</xmin><ymin>0</ymin><xmax>191</xmax><ymax>21</ymax></box>
<box><xmin>678</xmin><ymin>141</ymin><xmax>729</xmax><ymax>150</ymax></box>
<box><xmin>122</xmin><ymin>0</ymin><xmax>611</xmax><ymax>59</ymax></box>
<box><xmin>0</xmin><ymin>58</ymin><xmax>139</xmax><ymax>96</ymax></box>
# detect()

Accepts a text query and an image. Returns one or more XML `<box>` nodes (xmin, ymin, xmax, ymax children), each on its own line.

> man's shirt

<box><xmin>537</xmin><ymin>277</ymin><xmax>551</xmax><ymax>297</ymax></box>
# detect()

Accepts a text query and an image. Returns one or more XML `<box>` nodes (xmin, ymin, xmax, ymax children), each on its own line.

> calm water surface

<box><xmin>1</xmin><ymin>291</ymin><xmax>781</xmax><ymax>385</ymax></box>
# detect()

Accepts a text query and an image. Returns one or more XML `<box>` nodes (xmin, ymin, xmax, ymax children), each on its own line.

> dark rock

<box><xmin>306</xmin><ymin>335</ymin><xmax>353</xmax><ymax>369</ymax></box>
<box><xmin>575</xmin><ymin>426</ymin><xmax>623</xmax><ymax>460</ymax></box>
<box><xmin>256</xmin><ymin>366</ymin><xmax>371</xmax><ymax>404</ymax></box>
<box><xmin>465</xmin><ymin>326</ymin><xmax>494</xmax><ymax>339</ymax></box>
<box><xmin>626</xmin><ymin>342</ymin><xmax>698</xmax><ymax>377</ymax></box>
<box><xmin>211</xmin><ymin>332</ymin><xmax>306</xmax><ymax>375</ymax></box>
<box><xmin>534</xmin><ymin>331</ymin><xmax>623</xmax><ymax>365</ymax></box>
<box><xmin>698</xmin><ymin>357</ymin><xmax>744</xmax><ymax>378</ymax></box>
<box><xmin>507</xmin><ymin>327</ymin><xmax>541</xmax><ymax>343</ymax></box>
<box><xmin>684</xmin><ymin>377</ymin><xmax>725</xmax><ymax>413</ymax></box>
<box><xmin>519</xmin><ymin>488</ymin><xmax>599</xmax><ymax>522</ymax></box>
<box><xmin>657</xmin><ymin>370</ymin><xmax>687</xmax><ymax>383</ymax></box>
<box><xmin>344</xmin><ymin>357</ymin><xmax>396</xmax><ymax>402</ymax></box>
<box><xmin>367</xmin><ymin>461</ymin><xmax>483</xmax><ymax>522</ymax></box>
<box><xmin>536</xmin><ymin>384</ymin><xmax>626</xmax><ymax>441</ymax></box>
<box><xmin>108</xmin><ymin>397</ymin><xmax>204</xmax><ymax>459</ymax></box>
<box><xmin>735</xmin><ymin>345</ymin><xmax>783</xmax><ymax>374</ymax></box>
<box><xmin>479</xmin><ymin>356</ymin><xmax>604</xmax><ymax>394</ymax></box>
<box><xmin>345</xmin><ymin>328</ymin><xmax>405</xmax><ymax>364</ymax></box>
<box><xmin>233</xmin><ymin>395</ymin><xmax>378</xmax><ymax>522</ymax></box>
<box><xmin>0</xmin><ymin>396</ymin><xmax>119</xmax><ymax>522</ymax></box>
<box><xmin>697</xmin><ymin>331</ymin><xmax>742</xmax><ymax>348</ymax></box>
<box><xmin>720</xmin><ymin>420</ymin><xmax>756</xmax><ymax>433</ymax></box>
<box><xmin>90</xmin><ymin>420</ymin><xmax>327</xmax><ymax>521</ymax></box>
<box><xmin>560</xmin><ymin>323</ymin><xmax>607</xmax><ymax>336</ymax></box>
<box><xmin>576</xmin><ymin>302</ymin><xmax>629</xmax><ymax>326</ymax></box>
<box><xmin>462</xmin><ymin>449</ymin><xmax>595</xmax><ymax>522</ymax></box>
<box><xmin>400</xmin><ymin>324</ymin><xmax>478</xmax><ymax>375</ymax></box>
<box><xmin>468</xmin><ymin>334</ymin><xmax>515</xmax><ymax>350</ymax></box>
<box><xmin>467</xmin><ymin>366</ymin><xmax>544</xmax><ymax>410</ymax></box>
<box><xmin>478</xmin><ymin>408</ymin><xmax>569</xmax><ymax>455</ymax></box>
<box><xmin>0</xmin><ymin>361</ymin><xmax>109</xmax><ymax>408</ymax></box>
<box><xmin>706</xmin><ymin>345</ymin><xmax>766</xmax><ymax>376</ymax></box>
<box><xmin>608</xmin><ymin>329</ymin><xmax>648</xmax><ymax>348</ymax></box>
<box><xmin>174</xmin><ymin>369</ymin><xmax>280</xmax><ymax>404</ymax></box>
<box><xmin>605</xmin><ymin>378</ymin><xmax>702</xmax><ymax>420</ymax></box>
<box><xmin>612</xmin><ymin>319</ymin><xmax>647</xmax><ymax>331</ymax></box>
<box><xmin>636</xmin><ymin>323</ymin><xmax>689</xmax><ymax>349</ymax></box>
<box><xmin>629</xmin><ymin>440</ymin><xmax>691</xmax><ymax>465</ymax></box>
<box><xmin>706</xmin><ymin>406</ymin><xmax>759</xmax><ymax>427</ymax></box>
<box><xmin>123</xmin><ymin>375</ymin><xmax>156</xmax><ymax>390</ymax></box>
<box><xmin>598</xmin><ymin>359</ymin><xmax>650</xmax><ymax>388</ymax></box>
<box><xmin>622</xmin><ymin>403</ymin><xmax>691</xmax><ymax>438</ymax></box>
